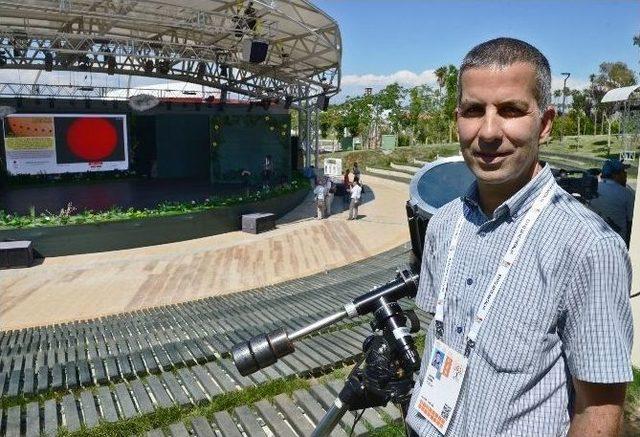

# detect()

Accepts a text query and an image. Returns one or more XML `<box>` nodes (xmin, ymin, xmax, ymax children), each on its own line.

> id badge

<box><xmin>414</xmin><ymin>339</ymin><xmax>468</xmax><ymax>434</ymax></box>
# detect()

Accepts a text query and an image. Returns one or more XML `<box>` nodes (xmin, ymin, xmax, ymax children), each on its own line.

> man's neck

<box><xmin>477</xmin><ymin>162</ymin><xmax>542</xmax><ymax>216</ymax></box>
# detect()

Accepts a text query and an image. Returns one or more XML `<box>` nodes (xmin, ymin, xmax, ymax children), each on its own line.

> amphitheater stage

<box><xmin>0</xmin><ymin>178</ymin><xmax>245</xmax><ymax>215</ymax></box>
<box><xmin>0</xmin><ymin>174</ymin><xmax>411</xmax><ymax>330</ymax></box>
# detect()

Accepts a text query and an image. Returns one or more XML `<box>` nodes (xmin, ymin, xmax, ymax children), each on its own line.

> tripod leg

<box><xmin>312</xmin><ymin>397</ymin><xmax>350</xmax><ymax>437</ymax></box>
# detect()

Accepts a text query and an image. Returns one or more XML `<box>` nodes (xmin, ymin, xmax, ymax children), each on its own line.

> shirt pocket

<box><xmin>475</xmin><ymin>310</ymin><xmax>542</xmax><ymax>374</ymax></box>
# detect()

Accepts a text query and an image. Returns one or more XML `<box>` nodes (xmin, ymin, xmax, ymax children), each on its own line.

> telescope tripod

<box><xmin>231</xmin><ymin>267</ymin><xmax>422</xmax><ymax>436</ymax></box>
<box><xmin>313</xmin><ymin>295</ymin><xmax>421</xmax><ymax>436</ymax></box>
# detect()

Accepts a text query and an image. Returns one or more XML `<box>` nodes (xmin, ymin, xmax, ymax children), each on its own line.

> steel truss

<box><xmin>0</xmin><ymin>0</ymin><xmax>341</xmax><ymax>102</ymax></box>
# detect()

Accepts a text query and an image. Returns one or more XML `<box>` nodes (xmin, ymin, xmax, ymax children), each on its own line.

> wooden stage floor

<box><xmin>0</xmin><ymin>178</ymin><xmax>244</xmax><ymax>215</ymax></box>
<box><xmin>0</xmin><ymin>175</ymin><xmax>411</xmax><ymax>330</ymax></box>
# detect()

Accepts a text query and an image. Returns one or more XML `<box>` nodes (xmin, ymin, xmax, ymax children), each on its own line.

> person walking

<box><xmin>342</xmin><ymin>169</ymin><xmax>351</xmax><ymax>208</ymax></box>
<box><xmin>313</xmin><ymin>179</ymin><xmax>326</xmax><ymax>220</ymax></box>
<box><xmin>347</xmin><ymin>177</ymin><xmax>362</xmax><ymax>220</ymax></box>
<box><xmin>324</xmin><ymin>177</ymin><xmax>335</xmax><ymax>217</ymax></box>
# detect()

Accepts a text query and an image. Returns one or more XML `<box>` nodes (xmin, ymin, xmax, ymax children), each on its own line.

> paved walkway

<box><xmin>0</xmin><ymin>175</ymin><xmax>410</xmax><ymax>330</ymax></box>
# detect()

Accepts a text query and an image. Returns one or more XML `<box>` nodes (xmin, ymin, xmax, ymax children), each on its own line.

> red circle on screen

<box><xmin>66</xmin><ymin>118</ymin><xmax>118</xmax><ymax>161</ymax></box>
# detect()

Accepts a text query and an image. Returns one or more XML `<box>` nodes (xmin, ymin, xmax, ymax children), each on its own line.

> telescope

<box><xmin>232</xmin><ymin>267</ymin><xmax>421</xmax><ymax>436</ymax></box>
<box><xmin>233</xmin><ymin>156</ymin><xmax>477</xmax><ymax>435</ymax></box>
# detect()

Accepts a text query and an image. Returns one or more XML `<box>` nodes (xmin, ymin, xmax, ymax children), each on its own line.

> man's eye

<box><xmin>500</xmin><ymin>107</ymin><xmax>525</xmax><ymax>117</ymax></box>
<box><xmin>461</xmin><ymin>107</ymin><xmax>483</xmax><ymax>117</ymax></box>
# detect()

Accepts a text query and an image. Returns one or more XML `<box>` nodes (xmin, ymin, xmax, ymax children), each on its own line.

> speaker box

<box><xmin>316</xmin><ymin>94</ymin><xmax>329</xmax><ymax>111</ymax></box>
<box><xmin>243</xmin><ymin>39</ymin><xmax>269</xmax><ymax>63</ymax></box>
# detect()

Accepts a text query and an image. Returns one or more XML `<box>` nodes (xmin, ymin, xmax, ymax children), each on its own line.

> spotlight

<box><xmin>44</xmin><ymin>52</ymin><xmax>53</xmax><ymax>71</ymax></box>
<box><xmin>157</xmin><ymin>60</ymin><xmax>170</xmax><ymax>75</ymax></box>
<box><xmin>284</xmin><ymin>96</ymin><xmax>292</xmax><ymax>109</ymax></box>
<box><xmin>220</xmin><ymin>64</ymin><xmax>228</xmax><ymax>77</ymax></box>
<box><xmin>196</xmin><ymin>61</ymin><xmax>207</xmax><ymax>79</ymax></box>
<box><xmin>261</xmin><ymin>98</ymin><xmax>270</xmax><ymax>110</ymax></box>
<box><xmin>48</xmin><ymin>98</ymin><xmax>54</xmax><ymax>108</ymax></box>
<box><xmin>106</xmin><ymin>55</ymin><xmax>116</xmax><ymax>75</ymax></box>
<box><xmin>143</xmin><ymin>59</ymin><xmax>154</xmax><ymax>73</ymax></box>
<box><xmin>316</xmin><ymin>94</ymin><xmax>329</xmax><ymax>111</ymax></box>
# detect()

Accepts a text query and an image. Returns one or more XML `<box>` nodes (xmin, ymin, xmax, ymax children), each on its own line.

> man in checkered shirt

<box><xmin>406</xmin><ymin>38</ymin><xmax>633</xmax><ymax>436</ymax></box>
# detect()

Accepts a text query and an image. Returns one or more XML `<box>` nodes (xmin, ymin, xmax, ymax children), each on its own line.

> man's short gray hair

<box><xmin>457</xmin><ymin>37</ymin><xmax>552</xmax><ymax>111</ymax></box>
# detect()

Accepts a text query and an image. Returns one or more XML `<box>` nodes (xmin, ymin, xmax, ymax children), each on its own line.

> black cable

<box><xmin>349</xmin><ymin>409</ymin><xmax>366</xmax><ymax>437</ymax></box>
<box><xmin>630</xmin><ymin>291</ymin><xmax>640</xmax><ymax>299</ymax></box>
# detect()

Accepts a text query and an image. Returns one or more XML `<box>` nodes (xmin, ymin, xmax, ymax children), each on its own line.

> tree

<box><xmin>435</xmin><ymin>66</ymin><xmax>448</xmax><ymax>91</ymax></box>
<box><xmin>592</xmin><ymin>62</ymin><xmax>637</xmax><ymax>92</ymax></box>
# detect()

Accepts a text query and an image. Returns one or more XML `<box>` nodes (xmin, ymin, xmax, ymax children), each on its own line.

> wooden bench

<box><xmin>0</xmin><ymin>240</ymin><xmax>34</xmax><ymax>268</ymax></box>
<box><xmin>241</xmin><ymin>213</ymin><xmax>276</xmax><ymax>234</ymax></box>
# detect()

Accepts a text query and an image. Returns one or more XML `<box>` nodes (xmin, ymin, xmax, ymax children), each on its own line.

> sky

<box><xmin>314</xmin><ymin>0</ymin><xmax>640</xmax><ymax>100</ymax></box>
<box><xmin>0</xmin><ymin>0</ymin><xmax>636</xmax><ymax>103</ymax></box>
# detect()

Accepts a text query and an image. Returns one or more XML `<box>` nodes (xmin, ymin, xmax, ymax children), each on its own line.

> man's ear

<box><xmin>539</xmin><ymin>106</ymin><xmax>556</xmax><ymax>143</ymax></box>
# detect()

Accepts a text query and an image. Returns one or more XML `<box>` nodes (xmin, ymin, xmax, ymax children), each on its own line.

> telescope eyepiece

<box><xmin>232</xmin><ymin>327</ymin><xmax>295</xmax><ymax>376</ymax></box>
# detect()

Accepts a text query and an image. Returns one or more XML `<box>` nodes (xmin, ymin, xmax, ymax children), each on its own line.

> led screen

<box><xmin>3</xmin><ymin>114</ymin><xmax>128</xmax><ymax>175</ymax></box>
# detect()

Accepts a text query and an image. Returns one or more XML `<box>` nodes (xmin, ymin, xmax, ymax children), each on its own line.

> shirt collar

<box><xmin>463</xmin><ymin>164</ymin><xmax>554</xmax><ymax>219</ymax></box>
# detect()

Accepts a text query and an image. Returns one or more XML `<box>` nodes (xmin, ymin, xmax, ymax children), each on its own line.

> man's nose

<box><xmin>478</xmin><ymin>110</ymin><xmax>502</xmax><ymax>144</ymax></box>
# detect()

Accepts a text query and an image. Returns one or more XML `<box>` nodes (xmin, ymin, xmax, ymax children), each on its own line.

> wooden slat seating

<box><xmin>0</xmin><ymin>246</ymin><xmax>431</xmax><ymax>436</ymax></box>
<box><xmin>0</xmin><ymin>310</ymin><xmax>430</xmax><ymax>436</ymax></box>
<box><xmin>0</xmin><ymin>247</ymin><xmax>413</xmax><ymax>398</ymax></box>
<box><xmin>140</xmin><ymin>380</ymin><xmax>403</xmax><ymax>437</ymax></box>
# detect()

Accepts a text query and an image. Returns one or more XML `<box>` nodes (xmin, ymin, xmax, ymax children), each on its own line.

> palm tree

<box><xmin>435</xmin><ymin>66</ymin><xmax>448</xmax><ymax>91</ymax></box>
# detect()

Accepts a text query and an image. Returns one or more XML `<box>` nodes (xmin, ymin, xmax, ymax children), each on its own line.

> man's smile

<box><xmin>472</xmin><ymin>150</ymin><xmax>512</xmax><ymax>164</ymax></box>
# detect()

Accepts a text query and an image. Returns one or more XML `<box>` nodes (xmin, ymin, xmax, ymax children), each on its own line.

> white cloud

<box><xmin>341</xmin><ymin>69</ymin><xmax>438</xmax><ymax>88</ymax></box>
<box><xmin>335</xmin><ymin>69</ymin><xmax>439</xmax><ymax>101</ymax></box>
<box><xmin>551</xmin><ymin>74</ymin><xmax>590</xmax><ymax>92</ymax></box>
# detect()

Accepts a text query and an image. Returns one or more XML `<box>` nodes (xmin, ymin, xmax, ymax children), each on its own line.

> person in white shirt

<box><xmin>313</xmin><ymin>180</ymin><xmax>326</xmax><ymax>219</ymax></box>
<box><xmin>347</xmin><ymin>177</ymin><xmax>362</xmax><ymax>220</ymax></box>
<box><xmin>324</xmin><ymin>177</ymin><xmax>334</xmax><ymax>217</ymax></box>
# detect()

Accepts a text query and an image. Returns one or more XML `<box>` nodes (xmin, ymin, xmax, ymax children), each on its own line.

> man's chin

<box><xmin>469</xmin><ymin>167</ymin><xmax>510</xmax><ymax>185</ymax></box>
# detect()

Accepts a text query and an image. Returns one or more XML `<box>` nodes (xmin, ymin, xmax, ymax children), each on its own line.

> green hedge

<box><xmin>0</xmin><ymin>176</ymin><xmax>309</xmax><ymax>230</ymax></box>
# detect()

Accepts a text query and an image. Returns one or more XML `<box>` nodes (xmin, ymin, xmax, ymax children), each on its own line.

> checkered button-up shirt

<box><xmin>407</xmin><ymin>165</ymin><xmax>633</xmax><ymax>436</ymax></box>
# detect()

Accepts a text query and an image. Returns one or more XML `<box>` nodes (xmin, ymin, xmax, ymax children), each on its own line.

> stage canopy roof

<box><xmin>601</xmin><ymin>85</ymin><xmax>640</xmax><ymax>104</ymax></box>
<box><xmin>0</xmin><ymin>0</ymin><xmax>341</xmax><ymax>101</ymax></box>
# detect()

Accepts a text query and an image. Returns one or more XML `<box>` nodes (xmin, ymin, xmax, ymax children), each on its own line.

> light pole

<box><xmin>560</xmin><ymin>72</ymin><xmax>570</xmax><ymax>144</ymax></box>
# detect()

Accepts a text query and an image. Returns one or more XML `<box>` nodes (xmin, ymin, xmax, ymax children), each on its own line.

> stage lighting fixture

<box><xmin>12</xmin><ymin>44</ymin><xmax>22</xmax><ymax>59</ymax></box>
<box><xmin>44</xmin><ymin>52</ymin><xmax>53</xmax><ymax>71</ymax></box>
<box><xmin>284</xmin><ymin>96</ymin><xmax>293</xmax><ymax>109</ymax></box>
<box><xmin>316</xmin><ymin>94</ymin><xmax>329</xmax><ymax>111</ymax></box>
<box><xmin>143</xmin><ymin>59</ymin><xmax>154</xmax><ymax>73</ymax></box>
<box><xmin>248</xmin><ymin>101</ymin><xmax>254</xmax><ymax>112</ymax></box>
<box><xmin>261</xmin><ymin>98</ymin><xmax>270</xmax><ymax>110</ymax></box>
<box><xmin>196</xmin><ymin>61</ymin><xmax>207</xmax><ymax>79</ymax></box>
<box><xmin>106</xmin><ymin>55</ymin><xmax>117</xmax><ymax>75</ymax></box>
<box><xmin>220</xmin><ymin>64</ymin><xmax>228</xmax><ymax>77</ymax></box>
<box><xmin>84</xmin><ymin>99</ymin><xmax>91</xmax><ymax>109</ymax></box>
<box><xmin>157</xmin><ymin>60</ymin><xmax>171</xmax><ymax>75</ymax></box>
<box><xmin>129</xmin><ymin>94</ymin><xmax>160</xmax><ymax>111</ymax></box>
<box><xmin>48</xmin><ymin>98</ymin><xmax>54</xmax><ymax>108</ymax></box>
